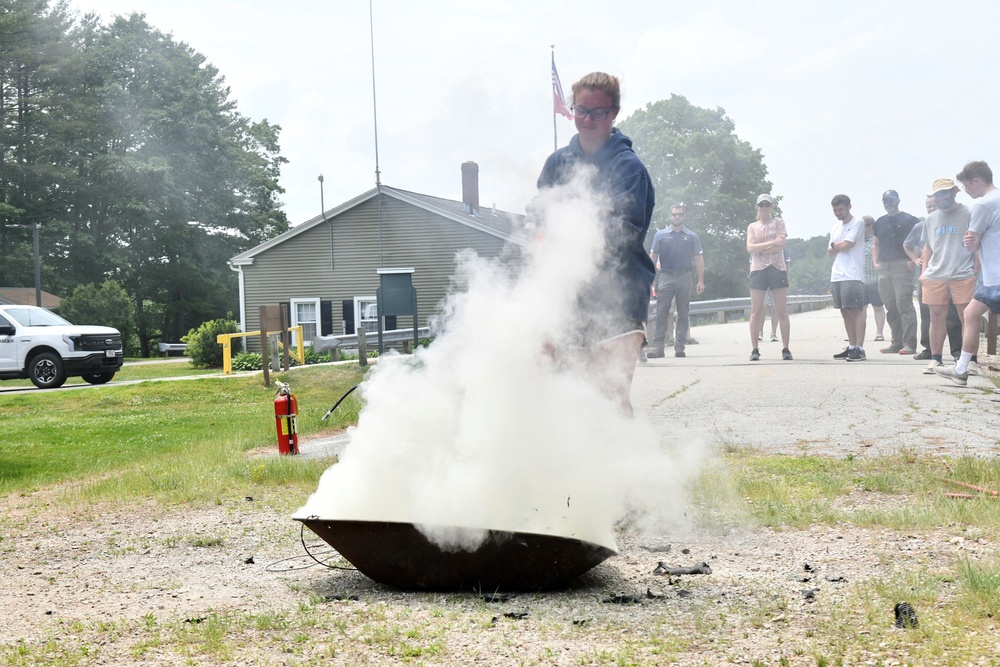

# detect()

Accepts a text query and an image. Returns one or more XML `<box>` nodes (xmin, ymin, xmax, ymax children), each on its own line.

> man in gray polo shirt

<box><xmin>647</xmin><ymin>203</ymin><xmax>705</xmax><ymax>359</ymax></box>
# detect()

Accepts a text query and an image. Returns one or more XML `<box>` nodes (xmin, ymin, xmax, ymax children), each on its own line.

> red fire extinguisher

<box><xmin>274</xmin><ymin>382</ymin><xmax>299</xmax><ymax>455</ymax></box>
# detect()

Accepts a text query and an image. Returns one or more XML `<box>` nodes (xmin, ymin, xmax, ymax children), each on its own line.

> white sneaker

<box><xmin>967</xmin><ymin>360</ymin><xmax>980</xmax><ymax>376</ymax></box>
<box><xmin>770</xmin><ymin>333</ymin><xmax>779</xmax><ymax>342</ymax></box>
<box><xmin>934</xmin><ymin>364</ymin><xmax>969</xmax><ymax>386</ymax></box>
<box><xmin>923</xmin><ymin>360</ymin><xmax>943</xmax><ymax>375</ymax></box>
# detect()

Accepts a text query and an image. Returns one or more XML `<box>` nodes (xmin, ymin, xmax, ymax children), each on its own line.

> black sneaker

<box><xmin>750</xmin><ymin>348</ymin><xmax>760</xmax><ymax>361</ymax></box>
<box><xmin>846</xmin><ymin>348</ymin><xmax>866</xmax><ymax>362</ymax></box>
<box><xmin>833</xmin><ymin>347</ymin><xmax>850</xmax><ymax>359</ymax></box>
<box><xmin>637</xmin><ymin>348</ymin><xmax>648</xmax><ymax>363</ymax></box>
<box><xmin>674</xmin><ymin>350</ymin><xmax>686</xmax><ymax>358</ymax></box>
<box><xmin>913</xmin><ymin>349</ymin><xmax>932</xmax><ymax>360</ymax></box>
<box><xmin>646</xmin><ymin>349</ymin><xmax>665</xmax><ymax>358</ymax></box>
<box><xmin>782</xmin><ymin>348</ymin><xmax>793</xmax><ymax>361</ymax></box>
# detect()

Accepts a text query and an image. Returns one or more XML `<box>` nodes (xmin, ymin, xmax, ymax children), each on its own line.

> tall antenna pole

<box><xmin>369</xmin><ymin>0</ymin><xmax>384</xmax><ymax>267</ymax></box>
<box><xmin>319</xmin><ymin>174</ymin><xmax>333</xmax><ymax>270</ymax></box>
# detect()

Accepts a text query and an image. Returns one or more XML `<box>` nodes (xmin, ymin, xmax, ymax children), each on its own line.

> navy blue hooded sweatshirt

<box><xmin>537</xmin><ymin>128</ymin><xmax>656</xmax><ymax>327</ymax></box>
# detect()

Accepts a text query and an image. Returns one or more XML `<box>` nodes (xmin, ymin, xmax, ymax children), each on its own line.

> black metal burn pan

<box><xmin>297</xmin><ymin>518</ymin><xmax>616</xmax><ymax>592</ymax></box>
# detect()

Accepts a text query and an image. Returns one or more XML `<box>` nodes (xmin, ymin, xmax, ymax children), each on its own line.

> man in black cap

<box><xmin>872</xmin><ymin>190</ymin><xmax>919</xmax><ymax>354</ymax></box>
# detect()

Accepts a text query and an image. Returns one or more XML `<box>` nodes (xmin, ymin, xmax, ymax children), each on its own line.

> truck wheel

<box><xmin>29</xmin><ymin>352</ymin><xmax>67</xmax><ymax>389</ymax></box>
<box><xmin>82</xmin><ymin>372</ymin><xmax>115</xmax><ymax>385</ymax></box>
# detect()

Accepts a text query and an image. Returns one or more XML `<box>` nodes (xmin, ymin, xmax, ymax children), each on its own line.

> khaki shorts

<box><xmin>921</xmin><ymin>276</ymin><xmax>976</xmax><ymax>306</ymax></box>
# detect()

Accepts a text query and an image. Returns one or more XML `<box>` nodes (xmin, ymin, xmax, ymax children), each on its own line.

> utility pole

<box><xmin>31</xmin><ymin>222</ymin><xmax>41</xmax><ymax>307</ymax></box>
<box><xmin>5</xmin><ymin>222</ymin><xmax>41</xmax><ymax>306</ymax></box>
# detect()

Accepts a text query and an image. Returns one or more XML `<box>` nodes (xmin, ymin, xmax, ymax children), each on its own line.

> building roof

<box><xmin>229</xmin><ymin>185</ymin><xmax>527</xmax><ymax>266</ymax></box>
<box><xmin>0</xmin><ymin>287</ymin><xmax>61</xmax><ymax>308</ymax></box>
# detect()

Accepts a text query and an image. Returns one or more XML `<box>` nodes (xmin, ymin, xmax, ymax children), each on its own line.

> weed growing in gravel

<box><xmin>956</xmin><ymin>556</ymin><xmax>1000</xmax><ymax>618</ymax></box>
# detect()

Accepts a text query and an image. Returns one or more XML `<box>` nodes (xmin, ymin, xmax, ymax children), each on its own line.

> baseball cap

<box><xmin>928</xmin><ymin>178</ymin><xmax>958</xmax><ymax>196</ymax></box>
<box><xmin>756</xmin><ymin>194</ymin><xmax>773</xmax><ymax>205</ymax></box>
<box><xmin>881</xmin><ymin>189</ymin><xmax>899</xmax><ymax>200</ymax></box>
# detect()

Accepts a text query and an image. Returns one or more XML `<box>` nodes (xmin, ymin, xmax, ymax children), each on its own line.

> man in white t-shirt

<box><xmin>828</xmin><ymin>194</ymin><xmax>867</xmax><ymax>361</ymax></box>
<box><xmin>936</xmin><ymin>161</ymin><xmax>1000</xmax><ymax>385</ymax></box>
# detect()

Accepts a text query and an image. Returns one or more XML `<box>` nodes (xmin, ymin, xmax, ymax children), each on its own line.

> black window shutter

<box><xmin>320</xmin><ymin>300</ymin><xmax>333</xmax><ymax>336</ymax></box>
<box><xmin>342</xmin><ymin>300</ymin><xmax>354</xmax><ymax>336</ymax></box>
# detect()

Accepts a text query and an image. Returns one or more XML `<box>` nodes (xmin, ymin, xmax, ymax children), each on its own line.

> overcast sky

<box><xmin>71</xmin><ymin>0</ymin><xmax>1000</xmax><ymax>240</ymax></box>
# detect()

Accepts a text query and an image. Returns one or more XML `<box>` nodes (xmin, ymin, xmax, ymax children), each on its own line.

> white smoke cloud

<box><xmin>294</xmin><ymin>168</ymin><xmax>702</xmax><ymax>552</ymax></box>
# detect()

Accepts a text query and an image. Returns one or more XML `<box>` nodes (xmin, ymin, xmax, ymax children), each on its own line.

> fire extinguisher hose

<box><xmin>321</xmin><ymin>384</ymin><xmax>359</xmax><ymax>422</ymax></box>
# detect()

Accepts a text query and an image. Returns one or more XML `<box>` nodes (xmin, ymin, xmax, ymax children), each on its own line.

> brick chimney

<box><xmin>461</xmin><ymin>161</ymin><xmax>479</xmax><ymax>213</ymax></box>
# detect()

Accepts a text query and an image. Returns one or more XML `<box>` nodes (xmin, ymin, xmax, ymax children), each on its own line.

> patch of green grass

<box><xmin>189</xmin><ymin>535</ymin><xmax>224</xmax><ymax>548</ymax></box>
<box><xmin>0</xmin><ymin>364</ymin><xmax>365</xmax><ymax>501</ymax></box>
<box><xmin>114</xmin><ymin>361</ymin><xmax>219</xmax><ymax>381</ymax></box>
<box><xmin>0</xmin><ymin>360</ymin><xmax>219</xmax><ymax>389</ymax></box>
<box><xmin>956</xmin><ymin>556</ymin><xmax>1000</xmax><ymax>618</ymax></box>
<box><xmin>692</xmin><ymin>452</ymin><xmax>1000</xmax><ymax>531</ymax></box>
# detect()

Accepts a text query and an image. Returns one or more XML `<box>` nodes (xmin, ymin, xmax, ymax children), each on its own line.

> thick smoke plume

<box><xmin>294</xmin><ymin>169</ymin><xmax>702</xmax><ymax>551</ymax></box>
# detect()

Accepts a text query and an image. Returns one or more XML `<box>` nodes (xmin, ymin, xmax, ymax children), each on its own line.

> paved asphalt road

<box><xmin>632</xmin><ymin>307</ymin><xmax>1000</xmax><ymax>458</ymax></box>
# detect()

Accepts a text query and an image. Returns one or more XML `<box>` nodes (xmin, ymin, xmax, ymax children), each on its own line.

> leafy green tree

<box><xmin>58</xmin><ymin>279</ymin><xmax>135</xmax><ymax>353</ymax></box>
<box><xmin>785</xmin><ymin>236</ymin><xmax>833</xmax><ymax>295</ymax></box>
<box><xmin>0</xmin><ymin>0</ymin><xmax>78</xmax><ymax>291</ymax></box>
<box><xmin>1</xmin><ymin>5</ymin><xmax>289</xmax><ymax>356</ymax></box>
<box><xmin>76</xmin><ymin>14</ymin><xmax>288</xmax><ymax>354</ymax></box>
<box><xmin>618</xmin><ymin>95</ymin><xmax>773</xmax><ymax>299</ymax></box>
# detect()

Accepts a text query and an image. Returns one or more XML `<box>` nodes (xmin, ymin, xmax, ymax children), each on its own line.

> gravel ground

<box><xmin>3</xmin><ymin>458</ymin><xmax>998</xmax><ymax>665</ymax></box>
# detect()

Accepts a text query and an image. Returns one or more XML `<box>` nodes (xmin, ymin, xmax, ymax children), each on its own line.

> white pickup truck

<box><xmin>0</xmin><ymin>305</ymin><xmax>124</xmax><ymax>389</ymax></box>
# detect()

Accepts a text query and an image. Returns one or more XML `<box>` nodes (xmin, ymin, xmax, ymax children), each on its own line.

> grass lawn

<box><xmin>0</xmin><ymin>364</ymin><xmax>366</xmax><ymax>502</ymax></box>
<box><xmin>0</xmin><ymin>359</ymin><xmax>219</xmax><ymax>389</ymax></box>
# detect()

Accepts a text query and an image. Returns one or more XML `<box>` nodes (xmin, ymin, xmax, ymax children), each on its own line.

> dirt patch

<box><xmin>3</xmin><ymin>488</ymin><xmax>997</xmax><ymax>665</ymax></box>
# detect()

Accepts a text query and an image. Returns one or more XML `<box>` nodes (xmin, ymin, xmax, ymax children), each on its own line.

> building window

<box><xmin>354</xmin><ymin>296</ymin><xmax>378</xmax><ymax>334</ymax></box>
<box><xmin>290</xmin><ymin>298</ymin><xmax>320</xmax><ymax>346</ymax></box>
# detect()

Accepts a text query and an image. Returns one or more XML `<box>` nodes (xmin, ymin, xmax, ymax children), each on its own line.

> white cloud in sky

<box><xmin>70</xmin><ymin>0</ymin><xmax>1000</xmax><ymax>240</ymax></box>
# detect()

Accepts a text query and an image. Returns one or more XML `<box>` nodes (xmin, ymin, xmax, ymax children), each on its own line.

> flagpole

<box><xmin>550</xmin><ymin>47</ymin><xmax>574</xmax><ymax>149</ymax></box>
<box><xmin>551</xmin><ymin>45</ymin><xmax>558</xmax><ymax>152</ymax></box>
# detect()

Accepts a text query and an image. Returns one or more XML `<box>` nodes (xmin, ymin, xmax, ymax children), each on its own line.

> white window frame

<box><xmin>352</xmin><ymin>296</ymin><xmax>378</xmax><ymax>335</ymax></box>
<box><xmin>289</xmin><ymin>298</ymin><xmax>320</xmax><ymax>347</ymax></box>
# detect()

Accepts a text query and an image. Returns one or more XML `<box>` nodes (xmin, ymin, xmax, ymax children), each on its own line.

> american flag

<box><xmin>551</xmin><ymin>56</ymin><xmax>573</xmax><ymax>120</ymax></box>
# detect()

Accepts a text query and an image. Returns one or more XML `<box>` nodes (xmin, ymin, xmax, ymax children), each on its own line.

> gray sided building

<box><xmin>228</xmin><ymin>167</ymin><xmax>526</xmax><ymax>349</ymax></box>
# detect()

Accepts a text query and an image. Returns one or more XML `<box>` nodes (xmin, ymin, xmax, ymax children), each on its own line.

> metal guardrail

<box><xmin>687</xmin><ymin>294</ymin><xmax>832</xmax><ymax>317</ymax></box>
<box><xmin>316</xmin><ymin>299</ymin><xmax>834</xmax><ymax>352</ymax></box>
<box><xmin>313</xmin><ymin>327</ymin><xmax>431</xmax><ymax>353</ymax></box>
<box><xmin>648</xmin><ymin>294</ymin><xmax>832</xmax><ymax>323</ymax></box>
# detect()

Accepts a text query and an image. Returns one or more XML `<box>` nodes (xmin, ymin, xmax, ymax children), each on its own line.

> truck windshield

<box><xmin>4</xmin><ymin>307</ymin><xmax>72</xmax><ymax>327</ymax></box>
